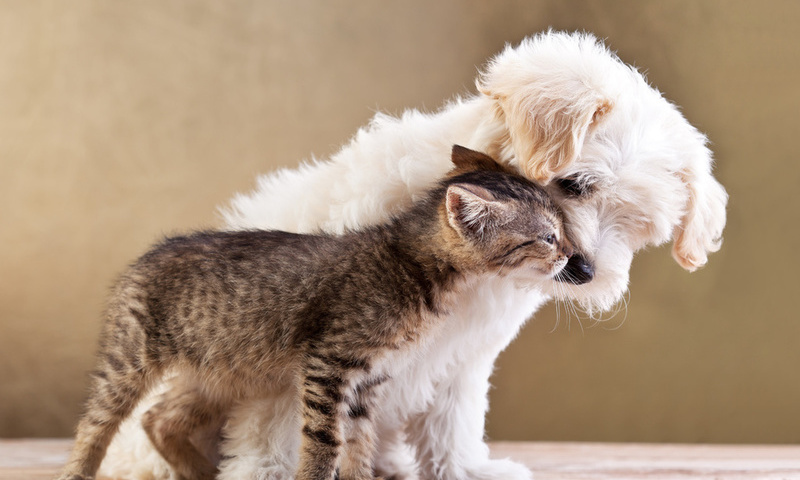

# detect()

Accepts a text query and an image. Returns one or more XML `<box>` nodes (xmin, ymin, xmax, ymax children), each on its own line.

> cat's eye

<box><xmin>543</xmin><ymin>233</ymin><xmax>556</xmax><ymax>245</ymax></box>
<box><xmin>556</xmin><ymin>176</ymin><xmax>588</xmax><ymax>197</ymax></box>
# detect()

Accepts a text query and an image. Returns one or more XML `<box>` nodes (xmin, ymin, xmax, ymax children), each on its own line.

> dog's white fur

<box><xmin>99</xmin><ymin>31</ymin><xmax>727</xmax><ymax>480</ymax></box>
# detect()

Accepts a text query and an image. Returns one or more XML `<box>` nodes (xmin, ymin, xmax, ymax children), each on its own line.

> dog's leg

<box><xmin>402</xmin><ymin>278</ymin><xmax>539</xmax><ymax>480</ymax></box>
<box><xmin>373</xmin><ymin>417</ymin><xmax>418</xmax><ymax>480</ymax></box>
<box><xmin>217</xmin><ymin>387</ymin><xmax>302</xmax><ymax>480</ymax></box>
<box><xmin>408</xmin><ymin>354</ymin><xmax>532</xmax><ymax>480</ymax></box>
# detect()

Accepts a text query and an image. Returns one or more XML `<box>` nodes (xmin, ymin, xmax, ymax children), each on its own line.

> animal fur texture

<box><xmin>58</xmin><ymin>147</ymin><xmax>571</xmax><ymax>480</ymax></box>
<box><xmin>99</xmin><ymin>31</ymin><xmax>727</xmax><ymax>480</ymax></box>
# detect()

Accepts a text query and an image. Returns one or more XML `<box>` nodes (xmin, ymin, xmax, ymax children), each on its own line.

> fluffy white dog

<box><xmin>100</xmin><ymin>31</ymin><xmax>727</xmax><ymax>480</ymax></box>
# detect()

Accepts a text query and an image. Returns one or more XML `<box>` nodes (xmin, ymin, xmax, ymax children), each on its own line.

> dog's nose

<box><xmin>558</xmin><ymin>254</ymin><xmax>595</xmax><ymax>285</ymax></box>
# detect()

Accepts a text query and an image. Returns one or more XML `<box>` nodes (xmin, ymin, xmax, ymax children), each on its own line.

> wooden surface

<box><xmin>2</xmin><ymin>439</ymin><xmax>800</xmax><ymax>479</ymax></box>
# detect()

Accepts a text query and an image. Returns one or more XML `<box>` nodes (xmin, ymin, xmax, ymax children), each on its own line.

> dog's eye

<box><xmin>555</xmin><ymin>177</ymin><xmax>587</xmax><ymax>197</ymax></box>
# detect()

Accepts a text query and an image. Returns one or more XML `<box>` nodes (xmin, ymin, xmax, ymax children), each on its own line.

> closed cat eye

<box><xmin>502</xmin><ymin>240</ymin><xmax>536</xmax><ymax>257</ymax></box>
<box><xmin>514</xmin><ymin>240</ymin><xmax>536</xmax><ymax>250</ymax></box>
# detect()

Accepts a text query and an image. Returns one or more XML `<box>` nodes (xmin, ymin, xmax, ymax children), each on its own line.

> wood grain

<box><xmin>2</xmin><ymin>439</ymin><xmax>799</xmax><ymax>479</ymax></box>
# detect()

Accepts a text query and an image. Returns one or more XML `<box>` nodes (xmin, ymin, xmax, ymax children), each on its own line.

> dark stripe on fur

<box><xmin>304</xmin><ymin>375</ymin><xmax>344</xmax><ymax>403</ymax></box>
<box><xmin>302</xmin><ymin>425</ymin><xmax>340</xmax><ymax>447</ymax></box>
<box><xmin>304</xmin><ymin>397</ymin><xmax>335</xmax><ymax>416</ymax></box>
<box><xmin>354</xmin><ymin>374</ymin><xmax>388</xmax><ymax>397</ymax></box>
<box><xmin>104</xmin><ymin>353</ymin><xmax>126</xmax><ymax>373</ymax></box>
<box><xmin>305</xmin><ymin>375</ymin><xmax>343</xmax><ymax>388</ymax></box>
<box><xmin>347</xmin><ymin>403</ymin><xmax>369</xmax><ymax>419</ymax></box>
<box><xmin>308</xmin><ymin>351</ymin><xmax>371</xmax><ymax>371</ymax></box>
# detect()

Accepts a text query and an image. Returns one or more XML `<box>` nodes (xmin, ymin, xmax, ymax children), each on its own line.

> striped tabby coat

<box><xmin>57</xmin><ymin>146</ymin><xmax>572</xmax><ymax>480</ymax></box>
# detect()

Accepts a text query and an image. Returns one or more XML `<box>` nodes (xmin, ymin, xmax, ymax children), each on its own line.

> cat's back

<box><xmin>152</xmin><ymin>229</ymin><xmax>318</xmax><ymax>256</ymax></box>
<box><xmin>117</xmin><ymin>229</ymin><xmax>337</xmax><ymax>309</ymax></box>
<box><xmin>134</xmin><ymin>229</ymin><xmax>328</xmax><ymax>272</ymax></box>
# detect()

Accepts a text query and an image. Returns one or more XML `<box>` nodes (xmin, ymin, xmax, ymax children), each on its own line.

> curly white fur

<box><xmin>100</xmin><ymin>31</ymin><xmax>727</xmax><ymax>480</ymax></box>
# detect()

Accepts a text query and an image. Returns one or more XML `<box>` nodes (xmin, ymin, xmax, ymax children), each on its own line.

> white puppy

<box><xmin>100</xmin><ymin>31</ymin><xmax>727</xmax><ymax>480</ymax></box>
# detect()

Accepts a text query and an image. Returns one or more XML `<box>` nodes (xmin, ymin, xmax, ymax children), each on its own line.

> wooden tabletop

<box><xmin>2</xmin><ymin>439</ymin><xmax>800</xmax><ymax>479</ymax></box>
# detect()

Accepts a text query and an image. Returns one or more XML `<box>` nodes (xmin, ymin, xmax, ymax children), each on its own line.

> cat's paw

<box><xmin>463</xmin><ymin>458</ymin><xmax>533</xmax><ymax>480</ymax></box>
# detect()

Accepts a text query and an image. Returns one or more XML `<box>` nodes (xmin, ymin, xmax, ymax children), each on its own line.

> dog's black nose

<box><xmin>558</xmin><ymin>254</ymin><xmax>595</xmax><ymax>285</ymax></box>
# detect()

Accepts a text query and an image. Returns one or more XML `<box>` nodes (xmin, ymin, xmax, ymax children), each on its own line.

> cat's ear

<box><xmin>446</xmin><ymin>183</ymin><xmax>508</xmax><ymax>237</ymax></box>
<box><xmin>450</xmin><ymin>145</ymin><xmax>506</xmax><ymax>174</ymax></box>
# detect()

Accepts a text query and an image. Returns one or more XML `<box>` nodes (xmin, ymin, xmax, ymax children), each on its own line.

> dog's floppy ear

<box><xmin>484</xmin><ymin>89</ymin><xmax>612</xmax><ymax>185</ymax></box>
<box><xmin>671</xmin><ymin>145</ymin><xmax>728</xmax><ymax>271</ymax></box>
<box><xmin>477</xmin><ymin>37</ymin><xmax>613</xmax><ymax>184</ymax></box>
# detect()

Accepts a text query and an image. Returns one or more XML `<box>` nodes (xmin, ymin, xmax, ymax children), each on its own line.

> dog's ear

<box><xmin>479</xmin><ymin>85</ymin><xmax>612</xmax><ymax>185</ymax></box>
<box><xmin>671</xmin><ymin>145</ymin><xmax>728</xmax><ymax>271</ymax></box>
<box><xmin>450</xmin><ymin>145</ymin><xmax>506</xmax><ymax>174</ymax></box>
<box><xmin>477</xmin><ymin>34</ymin><xmax>614</xmax><ymax>184</ymax></box>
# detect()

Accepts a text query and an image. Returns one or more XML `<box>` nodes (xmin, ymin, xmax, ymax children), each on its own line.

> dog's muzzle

<box><xmin>557</xmin><ymin>254</ymin><xmax>595</xmax><ymax>285</ymax></box>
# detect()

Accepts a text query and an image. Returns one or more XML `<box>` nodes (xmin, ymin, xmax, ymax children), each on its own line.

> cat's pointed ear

<box><xmin>446</xmin><ymin>183</ymin><xmax>508</xmax><ymax>237</ymax></box>
<box><xmin>450</xmin><ymin>145</ymin><xmax>506</xmax><ymax>174</ymax></box>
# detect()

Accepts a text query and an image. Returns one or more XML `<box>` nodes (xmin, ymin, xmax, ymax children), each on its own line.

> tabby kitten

<box><xmin>57</xmin><ymin>145</ymin><xmax>572</xmax><ymax>480</ymax></box>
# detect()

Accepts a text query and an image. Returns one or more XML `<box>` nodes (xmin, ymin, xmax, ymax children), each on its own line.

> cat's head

<box><xmin>441</xmin><ymin>145</ymin><xmax>572</xmax><ymax>280</ymax></box>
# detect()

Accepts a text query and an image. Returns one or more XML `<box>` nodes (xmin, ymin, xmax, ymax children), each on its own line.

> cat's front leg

<box><xmin>339</xmin><ymin>375</ymin><xmax>388</xmax><ymax>480</ymax></box>
<box><xmin>296</xmin><ymin>369</ymin><xmax>345</xmax><ymax>480</ymax></box>
<box><xmin>407</xmin><ymin>354</ymin><xmax>532</xmax><ymax>480</ymax></box>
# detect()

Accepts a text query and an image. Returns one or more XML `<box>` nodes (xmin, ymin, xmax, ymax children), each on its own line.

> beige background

<box><xmin>1</xmin><ymin>1</ymin><xmax>798</xmax><ymax>443</ymax></box>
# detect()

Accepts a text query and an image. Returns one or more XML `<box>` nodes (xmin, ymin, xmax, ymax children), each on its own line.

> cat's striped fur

<box><xmin>57</xmin><ymin>146</ymin><xmax>572</xmax><ymax>480</ymax></box>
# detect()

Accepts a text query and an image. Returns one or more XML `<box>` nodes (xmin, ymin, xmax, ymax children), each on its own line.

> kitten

<box><xmin>57</xmin><ymin>146</ymin><xmax>572</xmax><ymax>480</ymax></box>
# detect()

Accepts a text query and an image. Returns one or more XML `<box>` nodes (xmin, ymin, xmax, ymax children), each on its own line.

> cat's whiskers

<box><xmin>549</xmin><ymin>272</ymin><xmax>593</xmax><ymax>333</ymax></box>
<box><xmin>550</xmin><ymin>279</ymin><xmax>575</xmax><ymax>333</ymax></box>
<box><xmin>595</xmin><ymin>290</ymin><xmax>629</xmax><ymax>331</ymax></box>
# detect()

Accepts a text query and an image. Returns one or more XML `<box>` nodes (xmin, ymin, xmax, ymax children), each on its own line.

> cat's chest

<box><xmin>366</xmin><ymin>304</ymin><xmax>450</xmax><ymax>376</ymax></box>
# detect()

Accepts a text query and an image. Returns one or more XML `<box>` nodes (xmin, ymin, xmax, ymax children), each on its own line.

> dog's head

<box><xmin>477</xmin><ymin>31</ymin><xmax>728</xmax><ymax>312</ymax></box>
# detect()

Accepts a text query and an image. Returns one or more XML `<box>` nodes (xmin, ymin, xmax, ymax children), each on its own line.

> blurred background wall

<box><xmin>1</xmin><ymin>0</ymin><xmax>798</xmax><ymax>443</ymax></box>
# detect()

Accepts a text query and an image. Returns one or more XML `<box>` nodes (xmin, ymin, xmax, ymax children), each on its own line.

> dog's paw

<box><xmin>463</xmin><ymin>458</ymin><xmax>533</xmax><ymax>480</ymax></box>
<box><xmin>374</xmin><ymin>446</ymin><xmax>419</xmax><ymax>480</ymax></box>
<box><xmin>375</xmin><ymin>462</ymin><xmax>419</xmax><ymax>480</ymax></box>
<box><xmin>253</xmin><ymin>466</ymin><xmax>293</xmax><ymax>480</ymax></box>
<box><xmin>380</xmin><ymin>472</ymin><xmax>419</xmax><ymax>480</ymax></box>
<box><xmin>217</xmin><ymin>458</ymin><xmax>293</xmax><ymax>480</ymax></box>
